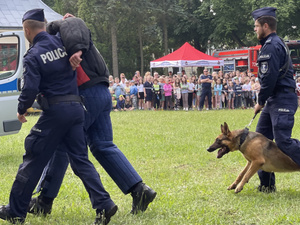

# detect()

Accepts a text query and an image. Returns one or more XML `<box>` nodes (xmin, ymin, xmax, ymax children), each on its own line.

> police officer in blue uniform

<box><xmin>252</xmin><ymin>7</ymin><xmax>300</xmax><ymax>192</ymax></box>
<box><xmin>0</xmin><ymin>9</ymin><xmax>117</xmax><ymax>224</ymax></box>
<box><xmin>199</xmin><ymin>69</ymin><xmax>213</xmax><ymax>110</ymax></box>
<box><xmin>26</xmin><ymin>13</ymin><xmax>156</xmax><ymax>217</ymax></box>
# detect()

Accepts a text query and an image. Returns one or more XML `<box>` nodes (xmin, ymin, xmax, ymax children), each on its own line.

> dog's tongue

<box><xmin>217</xmin><ymin>147</ymin><xmax>227</xmax><ymax>158</ymax></box>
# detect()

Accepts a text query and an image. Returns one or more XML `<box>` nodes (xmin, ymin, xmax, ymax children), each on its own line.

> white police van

<box><xmin>0</xmin><ymin>31</ymin><xmax>26</xmax><ymax>136</ymax></box>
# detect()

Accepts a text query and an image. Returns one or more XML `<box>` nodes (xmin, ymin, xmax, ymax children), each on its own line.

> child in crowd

<box><xmin>222</xmin><ymin>80</ymin><xmax>228</xmax><ymax>109</ymax></box>
<box><xmin>112</xmin><ymin>95</ymin><xmax>117</xmax><ymax>111</ymax></box>
<box><xmin>124</xmin><ymin>96</ymin><xmax>134</xmax><ymax>111</ymax></box>
<box><xmin>214</xmin><ymin>78</ymin><xmax>222</xmax><ymax>109</ymax></box>
<box><xmin>124</xmin><ymin>80</ymin><xmax>131</xmax><ymax>97</ymax></box>
<box><xmin>228</xmin><ymin>80</ymin><xmax>235</xmax><ymax>109</ymax></box>
<box><xmin>144</xmin><ymin>74</ymin><xmax>153</xmax><ymax>110</ymax></box>
<box><xmin>164</xmin><ymin>77</ymin><xmax>173</xmax><ymax>110</ymax></box>
<box><xmin>130</xmin><ymin>80</ymin><xmax>138</xmax><ymax>109</ymax></box>
<box><xmin>115</xmin><ymin>95</ymin><xmax>125</xmax><ymax>111</ymax></box>
<box><xmin>181</xmin><ymin>76</ymin><xmax>189</xmax><ymax>111</ymax></box>
<box><xmin>113</xmin><ymin>77</ymin><xmax>125</xmax><ymax>99</ymax></box>
<box><xmin>152</xmin><ymin>79</ymin><xmax>160</xmax><ymax>110</ymax></box>
<box><xmin>234</xmin><ymin>79</ymin><xmax>242</xmax><ymax>109</ymax></box>
<box><xmin>109</xmin><ymin>80</ymin><xmax>114</xmax><ymax>96</ymax></box>
<box><xmin>137</xmin><ymin>77</ymin><xmax>144</xmax><ymax>110</ymax></box>
<box><xmin>242</xmin><ymin>78</ymin><xmax>252</xmax><ymax>109</ymax></box>
<box><xmin>195</xmin><ymin>78</ymin><xmax>202</xmax><ymax>110</ymax></box>
<box><xmin>159</xmin><ymin>76</ymin><xmax>165</xmax><ymax>110</ymax></box>
<box><xmin>174</xmin><ymin>78</ymin><xmax>181</xmax><ymax>110</ymax></box>
<box><xmin>253</xmin><ymin>78</ymin><xmax>261</xmax><ymax>104</ymax></box>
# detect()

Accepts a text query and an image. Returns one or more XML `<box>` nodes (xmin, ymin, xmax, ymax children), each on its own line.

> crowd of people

<box><xmin>109</xmin><ymin>69</ymin><xmax>266</xmax><ymax>111</ymax></box>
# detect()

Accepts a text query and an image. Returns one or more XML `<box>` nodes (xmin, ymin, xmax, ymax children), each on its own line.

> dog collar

<box><xmin>239</xmin><ymin>128</ymin><xmax>249</xmax><ymax>148</ymax></box>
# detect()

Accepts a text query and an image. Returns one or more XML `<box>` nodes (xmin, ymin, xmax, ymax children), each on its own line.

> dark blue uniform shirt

<box><xmin>257</xmin><ymin>32</ymin><xmax>295</xmax><ymax>105</ymax></box>
<box><xmin>18</xmin><ymin>31</ymin><xmax>77</xmax><ymax>114</ymax></box>
<box><xmin>200</xmin><ymin>75</ymin><xmax>212</xmax><ymax>89</ymax></box>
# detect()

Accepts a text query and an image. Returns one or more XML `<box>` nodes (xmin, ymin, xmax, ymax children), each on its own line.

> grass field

<box><xmin>1</xmin><ymin>109</ymin><xmax>300</xmax><ymax>225</ymax></box>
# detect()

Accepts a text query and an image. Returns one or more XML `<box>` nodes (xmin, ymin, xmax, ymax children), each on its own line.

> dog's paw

<box><xmin>227</xmin><ymin>183</ymin><xmax>237</xmax><ymax>190</ymax></box>
<box><xmin>235</xmin><ymin>185</ymin><xmax>243</xmax><ymax>193</ymax></box>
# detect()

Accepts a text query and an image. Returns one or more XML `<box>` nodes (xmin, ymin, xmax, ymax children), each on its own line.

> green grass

<box><xmin>1</xmin><ymin>109</ymin><xmax>300</xmax><ymax>224</ymax></box>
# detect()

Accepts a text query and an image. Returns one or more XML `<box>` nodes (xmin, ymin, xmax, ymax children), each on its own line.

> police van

<box><xmin>0</xmin><ymin>31</ymin><xmax>26</xmax><ymax>136</ymax></box>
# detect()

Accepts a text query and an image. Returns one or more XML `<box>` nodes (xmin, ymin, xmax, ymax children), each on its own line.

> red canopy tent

<box><xmin>150</xmin><ymin>42</ymin><xmax>223</xmax><ymax>68</ymax></box>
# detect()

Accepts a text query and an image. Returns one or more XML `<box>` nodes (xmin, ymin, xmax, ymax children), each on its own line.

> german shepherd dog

<box><xmin>207</xmin><ymin>122</ymin><xmax>300</xmax><ymax>193</ymax></box>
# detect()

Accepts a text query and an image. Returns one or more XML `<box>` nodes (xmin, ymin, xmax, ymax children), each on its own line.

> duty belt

<box><xmin>273</xmin><ymin>87</ymin><xmax>295</xmax><ymax>95</ymax></box>
<box><xmin>47</xmin><ymin>95</ymin><xmax>82</xmax><ymax>105</ymax></box>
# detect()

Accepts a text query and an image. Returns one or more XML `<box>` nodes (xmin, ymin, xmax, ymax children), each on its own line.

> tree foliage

<box><xmin>43</xmin><ymin>0</ymin><xmax>300</xmax><ymax>76</ymax></box>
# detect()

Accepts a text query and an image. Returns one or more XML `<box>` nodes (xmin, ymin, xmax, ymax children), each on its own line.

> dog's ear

<box><xmin>223</xmin><ymin>122</ymin><xmax>231</xmax><ymax>135</ymax></box>
<box><xmin>221</xmin><ymin>124</ymin><xmax>224</xmax><ymax>133</ymax></box>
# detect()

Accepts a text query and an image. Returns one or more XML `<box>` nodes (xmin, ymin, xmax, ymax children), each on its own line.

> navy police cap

<box><xmin>251</xmin><ymin>7</ymin><xmax>277</xmax><ymax>21</ymax></box>
<box><xmin>22</xmin><ymin>8</ymin><xmax>45</xmax><ymax>23</ymax></box>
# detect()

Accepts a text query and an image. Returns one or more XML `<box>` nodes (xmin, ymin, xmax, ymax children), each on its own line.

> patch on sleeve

<box><xmin>258</xmin><ymin>54</ymin><xmax>271</xmax><ymax>60</ymax></box>
<box><xmin>260</xmin><ymin>62</ymin><xmax>269</xmax><ymax>74</ymax></box>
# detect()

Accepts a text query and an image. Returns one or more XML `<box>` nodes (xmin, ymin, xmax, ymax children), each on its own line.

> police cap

<box><xmin>251</xmin><ymin>7</ymin><xmax>277</xmax><ymax>21</ymax></box>
<box><xmin>22</xmin><ymin>9</ymin><xmax>45</xmax><ymax>23</ymax></box>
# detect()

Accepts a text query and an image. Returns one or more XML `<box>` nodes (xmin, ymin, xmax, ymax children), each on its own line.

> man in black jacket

<box><xmin>28</xmin><ymin>14</ymin><xmax>156</xmax><ymax>222</ymax></box>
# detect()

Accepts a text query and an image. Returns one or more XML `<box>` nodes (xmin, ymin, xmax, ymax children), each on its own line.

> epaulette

<box><xmin>265</xmin><ymin>37</ymin><xmax>272</xmax><ymax>44</ymax></box>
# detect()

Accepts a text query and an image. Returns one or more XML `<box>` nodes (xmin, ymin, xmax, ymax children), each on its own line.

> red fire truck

<box><xmin>212</xmin><ymin>40</ymin><xmax>300</xmax><ymax>77</ymax></box>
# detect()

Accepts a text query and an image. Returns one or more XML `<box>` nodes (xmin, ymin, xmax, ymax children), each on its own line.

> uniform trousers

<box><xmin>257</xmin><ymin>90</ymin><xmax>300</xmax><ymax>186</ymax></box>
<box><xmin>37</xmin><ymin>83</ymin><xmax>142</xmax><ymax>200</ymax></box>
<box><xmin>7</xmin><ymin>102</ymin><xmax>113</xmax><ymax>218</ymax></box>
<box><xmin>200</xmin><ymin>88</ymin><xmax>212</xmax><ymax>110</ymax></box>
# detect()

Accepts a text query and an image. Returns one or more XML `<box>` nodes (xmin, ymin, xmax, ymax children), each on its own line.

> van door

<box><xmin>0</xmin><ymin>31</ymin><xmax>25</xmax><ymax>136</ymax></box>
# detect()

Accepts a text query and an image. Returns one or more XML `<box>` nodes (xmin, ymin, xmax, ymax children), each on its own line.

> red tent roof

<box><xmin>150</xmin><ymin>42</ymin><xmax>223</xmax><ymax>68</ymax></box>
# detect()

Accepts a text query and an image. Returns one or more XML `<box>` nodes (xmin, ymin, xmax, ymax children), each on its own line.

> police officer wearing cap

<box><xmin>252</xmin><ymin>7</ymin><xmax>300</xmax><ymax>192</ymax></box>
<box><xmin>0</xmin><ymin>9</ymin><xmax>117</xmax><ymax>224</ymax></box>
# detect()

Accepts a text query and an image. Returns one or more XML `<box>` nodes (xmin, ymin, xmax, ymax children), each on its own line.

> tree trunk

<box><xmin>162</xmin><ymin>0</ymin><xmax>168</xmax><ymax>75</ymax></box>
<box><xmin>138</xmin><ymin>22</ymin><xmax>144</xmax><ymax>76</ymax></box>
<box><xmin>111</xmin><ymin>19</ymin><xmax>119</xmax><ymax>78</ymax></box>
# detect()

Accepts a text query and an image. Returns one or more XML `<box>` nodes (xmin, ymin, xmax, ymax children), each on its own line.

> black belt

<box><xmin>48</xmin><ymin>95</ymin><xmax>82</xmax><ymax>105</ymax></box>
<box><xmin>273</xmin><ymin>87</ymin><xmax>295</xmax><ymax>95</ymax></box>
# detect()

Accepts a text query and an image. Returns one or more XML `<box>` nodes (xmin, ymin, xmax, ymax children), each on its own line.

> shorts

<box><xmin>138</xmin><ymin>92</ymin><xmax>144</xmax><ymax>99</ymax></box>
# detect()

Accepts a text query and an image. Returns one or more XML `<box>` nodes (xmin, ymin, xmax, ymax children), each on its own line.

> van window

<box><xmin>0</xmin><ymin>36</ymin><xmax>19</xmax><ymax>80</ymax></box>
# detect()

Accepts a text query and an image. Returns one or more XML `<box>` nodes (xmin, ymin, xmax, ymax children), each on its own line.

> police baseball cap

<box><xmin>22</xmin><ymin>9</ymin><xmax>45</xmax><ymax>23</ymax></box>
<box><xmin>251</xmin><ymin>7</ymin><xmax>277</xmax><ymax>21</ymax></box>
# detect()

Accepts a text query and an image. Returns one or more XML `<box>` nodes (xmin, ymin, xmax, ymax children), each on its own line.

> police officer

<box><xmin>0</xmin><ymin>9</ymin><xmax>117</xmax><ymax>224</ymax></box>
<box><xmin>252</xmin><ymin>7</ymin><xmax>300</xmax><ymax>192</ymax></box>
<box><xmin>199</xmin><ymin>69</ymin><xmax>213</xmax><ymax>110</ymax></box>
<box><xmin>27</xmin><ymin>13</ymin><xmax>156</xmax><ymax>217</ymax></box>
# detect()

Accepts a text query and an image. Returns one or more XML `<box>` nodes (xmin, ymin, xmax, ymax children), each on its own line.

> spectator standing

<box><xmin>137</xmin><ymin>77</ymin><xmax>144</xmax><ymax>110</ymax></box>
<box><xmin>214</xmin><ymin>78</ymin><xmax>223</xmax><ymax>109</ymax></box>
<box><xmin>181</xmin><ymin>76</ymin><xmax>189</xmax><ymax>111</ymax></box>
<box><xmin>164</xmin><ymin>77</ymin><xmax>173</xmax><ymax>110</ymax></box>
<box><xmin>144</xmin><ymin>74</ymin><xmax>153</xmax><ymax>110</ymax></box>
<box><xmin>130</xmin><ymin>80</ymin><xmax>138</xmax><ymax>109</ymax></box>
<box><xmin>228</xmin><ymin>80</ymin><xmax>235</xmax><ymax>109</ymax></box>
<box><xmin>234</xmin><ymin>79</ymin><xmax>243</xmax><ymax>108</ymax></box>
<box><xmin>188</xmin><ymin>77</ymin><xmax>195</xmax><ymax>110</ymax></box>
<box><xmin>152</xmin><ymin>79</ymin><xmax>160</xmax><ymax>110</ymax></box>
<box><xmin>242</xmin><ymin>78</ymin><xmax>253</xmax><ymax>108</ymax></box>
<box><xmin>222</xmin><ymin>81</ymin><xmax>228</xmax><ymax>109</ymax></box>
<box><xmin>113</xmin><ymin>77</ymin><xmax>125</xmax><ymax>99</ymax></box>
<box><xmin>174</xmin><ymin>79</ymin><xmax>181</xmax><ymax>110</ymax></box>
<box><xmin>159</xmin><ymin>76</ymin><xmax>165</xmax><ymax>110</ymax></box>
<box><xmin>124</xmin><ymin>80</ymin><xmax>131</xmax><ymax>97</ymax></box>
<box><xmin>199</xmin><ymin>69</ymin><xmax>213</xmax><ymax>110</ymax></box>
